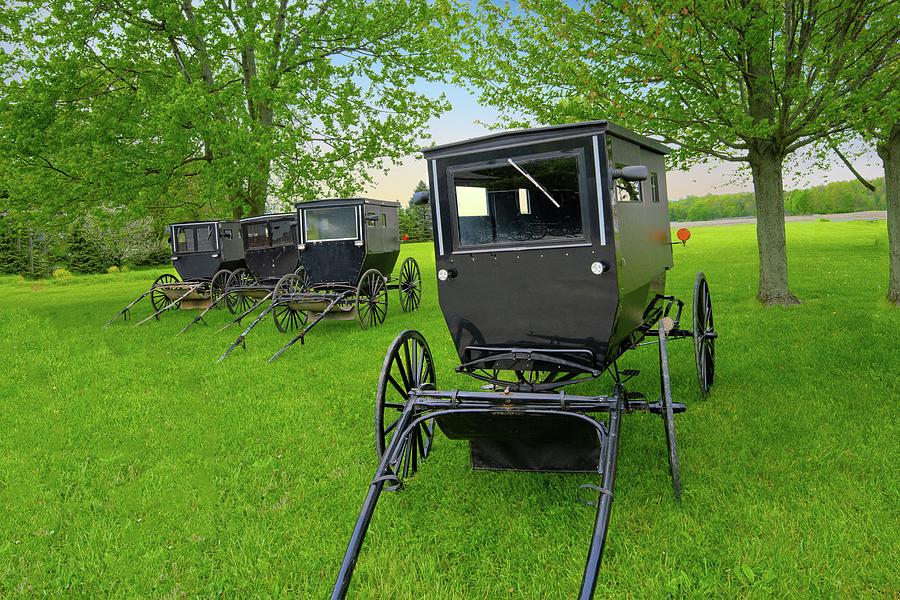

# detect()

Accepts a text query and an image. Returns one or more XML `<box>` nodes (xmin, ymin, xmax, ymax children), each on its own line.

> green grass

<box><xmin>1</xmin><ymin>220</ymin><xmax>898</xmax><ymax>598</ymax></box>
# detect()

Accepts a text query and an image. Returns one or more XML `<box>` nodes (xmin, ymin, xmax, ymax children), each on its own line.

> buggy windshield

<box><xmin>172</xmin><ymin>224</ymin><xmax>217</xmax><ymax>254</ymax></box>
<box><xmin>451</xmin><ymin>154</ymin><xmax>584</xmax><ymax>248</ymax></box>
<box><xmin>304</xmin><ymin>206</ymin><xmax>359</xmax><ymax>242</ymax></box>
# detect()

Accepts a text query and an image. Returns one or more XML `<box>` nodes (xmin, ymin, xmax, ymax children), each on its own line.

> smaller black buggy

<box><xmin>106</xmin><ymin>220</ymin><xmax>245</xmax><ymax>326</ymax></box>
<box><xmin>178</xmin><ymin>213</ymin><xmax>304</xmax><ymax>335</ymax></box>
<box><xmin>218</xmin><ymin>198</ymin><xmax>423</xmax><ymax>362</ymax></box>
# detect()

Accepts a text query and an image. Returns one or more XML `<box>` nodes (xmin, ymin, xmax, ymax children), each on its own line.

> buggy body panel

<box><xmin>297</xmin><ymin>198</ymin><xmax>400</xmax><ymax>285</ymax></box>
<box><xmin>240</xmin><ymin>214</ymin><xmax>300</xmax><ymax>283</ymax></box>
<box><xmin>169</xmin><ymin>220</ymin><xmax>245</xmax><ymax>281</ymax></box>
<box><xmin>423</xmin><ymin>121</ymin><xmax>671</xmax><ymax>371</ymax></box>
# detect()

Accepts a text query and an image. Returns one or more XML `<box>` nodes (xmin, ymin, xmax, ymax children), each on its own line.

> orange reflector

<box><xmin>676</xmin><ymin>228</ymin><xmax>691</xmax><ymax>242</ymax></box>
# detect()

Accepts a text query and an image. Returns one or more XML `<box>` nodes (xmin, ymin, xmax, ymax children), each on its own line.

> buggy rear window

<box><xmin>450</xmin><ymin>154</ymin><xmax>585</xmax><ymax>248</ymax></box>
<box><xmin>173</xmin><ymin>224</ymin><xmax>217</xmax><ymax>254</ymax></box>
<box><xmin>304</xmin><ymin>206</ymin><xmax>359</xmax><ymax>242</ymax></box>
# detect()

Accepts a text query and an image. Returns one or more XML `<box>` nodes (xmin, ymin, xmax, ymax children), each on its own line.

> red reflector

<box><xmin>677</xmin><ymin>228</ymin><xmax>691</xmax><ymax>242</ymax></box>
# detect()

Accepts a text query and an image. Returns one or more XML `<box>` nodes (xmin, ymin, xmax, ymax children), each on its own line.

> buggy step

<box><xmin>625</xmin><ymin>391</ymin><xmax>646</xmax><ymax>400</ymax></box>
<box><xmin>620</xmin><ymin>369</ymin><xmax>640</xmax><ymax>379</ymax></box>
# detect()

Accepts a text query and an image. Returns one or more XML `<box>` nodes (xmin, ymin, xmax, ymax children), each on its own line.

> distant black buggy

<box><xmin>219</xmin><ymin>198</ymin><xmax>423</xmax><ymax>362</ymax></box>
<box><xmin>178</xmin><ymin>213</ymin><xmax>304</xmax><ymax>335</ymax></box>
<box><xmin>332</xmin><ymin>121</ymin><xmax>718</xmax><ymax>599</ymax></box>
<box><xmin>106</xmin><ymin>220</ymin><xmax>245</xmax><ymax>326</ymax></box>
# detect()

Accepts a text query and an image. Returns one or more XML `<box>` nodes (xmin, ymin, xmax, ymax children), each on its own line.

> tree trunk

<box><xmin>748</xmin><ymin>144</ymin><xmax>800</xmax><ymax>305</ymax></box>
<box><xmin>246</xmin><ymin>103</ymin><xmax>274</xmax><ymax>217</ymax></box>
<box><xmin>877</xmin><ymin>122</ymin><xmax>900</xmax><ymax>305</ymax></box>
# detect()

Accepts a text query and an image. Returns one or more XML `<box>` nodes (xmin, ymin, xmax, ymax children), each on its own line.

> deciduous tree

<box><xmin>461</xmin><ymin>0</ymin><xmax>898</xmax><ymax>304</ymax></box>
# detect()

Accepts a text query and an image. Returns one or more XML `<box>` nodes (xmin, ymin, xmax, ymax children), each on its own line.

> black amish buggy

<box><xmin>331</xmin><ymin>121</ymin><xmax>718</xmax><ymax>599</ymax></box>
<box><xmin>177</xmin><ymin>213</ymin><xmax>305</xmax><ymax>335</ymax></box>
<box><xmin>106</xmin><ymin>220</ymin><xmax>245</xmax><ymax>326</ymax></box>
<box><xmin>218</xmin><ymin>198</ymin><xmax>423</xmax><ymax>362</ymax></box>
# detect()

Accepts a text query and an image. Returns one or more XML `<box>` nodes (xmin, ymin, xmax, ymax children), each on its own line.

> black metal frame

<box><xmin>331</xmin><ymin>320</ymin><xmax>690</xmax><ymax>600</ymax></box>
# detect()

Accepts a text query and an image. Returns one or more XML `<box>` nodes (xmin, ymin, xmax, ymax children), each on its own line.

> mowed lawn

<box><xmin>1</xmin><ymin>220</ymin><xmax>897</xmax><ymax>598</ymax></box>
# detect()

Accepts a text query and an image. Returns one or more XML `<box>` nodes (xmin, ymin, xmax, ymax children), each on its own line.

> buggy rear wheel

<box><xmin>376</xmin><ymin>330</ymin><xmax>436</xmax><ymax>486</ymax></box>
<box><xmin>356</xmin><ymin>269</ymin><xmax>388</xmax><ymax>330</ymax></box>
<box><xmin>224</xmin><ymin>268</ymin><xmax>256</xmax><ymax>314</ymax></box>
<box><xmin>210</xmin><ymin>269</ymin><xmax>231</xmax><ymax>309</ymax></box>
<box><xmin>272</xmin><ymin>273</ymin><xmax>309</xmax><ymax>333</ymax></box>
<box><xmin>150</xmin><ymin>273</ymin><xmax>179</xmax><ymax>318</ymax></box>
<box><xmin>692</xmin><ymin>272</ymin><xmax>716</xmax><ymax>396</ymax></box>
<box><xmin>398</xmin><ymin>257</ymin><xmax>422</xmax><ymax>312</ymax></box>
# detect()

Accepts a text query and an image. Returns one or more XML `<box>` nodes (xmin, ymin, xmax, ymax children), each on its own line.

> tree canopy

<box><xmin>0</xmin><ymin>0</ymin><xmax>454</xmax><ymax>223</ymax></box>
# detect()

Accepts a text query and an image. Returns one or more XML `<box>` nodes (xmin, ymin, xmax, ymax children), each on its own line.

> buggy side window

<box><xmin>615</xmin><ymin>163</ymin><xmax>642</xmax><ymax>203</ymax></box>
<box><xmin>367</xmin><ymin>211</ymin><xmax>378</xmax><ymax>227</ymax></box>
<box><xmin>381</xmin><ymin>213</ymin><xmax>387</xmax><ymax>227</ymax></box>
<box><xmin>650</xmin><ymin>172</ymin><xmax>660</xmax><ymax>203</ymax></box>
<box><xmin>245</xmin><ymin>222</ymin><xmax>270</xmax><ymax>249</ymax></box>
<box><xmin>222</xmin><ymin>229</ymin><xmax>233</xmax><ymax>239</ymax></box>
<box><xmin>196</xmin><ymin>225</ymin><xmax>216</xmax><ymax>252</ymax></box>
<box><xmin>451</xmin><ymin>154</ymin><xmax>584</xmax><ymax>248</ymax></box>
<box><xmin>175</xmin><ymin>227</ymin><xmax>194</xmax><ymax>253</ymax></box>
<box><xmin>269</xmin><ymin>220</ymin><xmax>294</xmax><ymax>246</ymax></box>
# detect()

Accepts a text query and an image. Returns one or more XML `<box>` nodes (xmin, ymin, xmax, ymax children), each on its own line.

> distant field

<box><xmin>1</xmin><ymin>220</ymin><xmax>897</xmax><ymax>598</ymax></box>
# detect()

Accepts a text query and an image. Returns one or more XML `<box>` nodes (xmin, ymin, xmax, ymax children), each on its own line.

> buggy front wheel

<box><xmin>272</xmin><ymin>273</ymin><xmax>308</xmax><ymax>333</ymax></box>
<box><xmin>210</xmin><ymin>269</ymin><xmax>231</xmax><ymax>309</ymax></box>
<box><xmin>398</xmin><ymin>257</ymin><xmax>422</xmax><ymax>313</ymax></box>
<box><xmin>356</xmin><ymin>269</ymin><xmax>388</xmax><ymax>329</ymax></box>
<box><xmin>150</xmin><ymin>273</ymin><xmax>179</xmax><ymax>318</ymax></box>
<box><xmin>375</xmin><ymin>330</ymin><xmax>436</xmax><ymax>486</ymax></box>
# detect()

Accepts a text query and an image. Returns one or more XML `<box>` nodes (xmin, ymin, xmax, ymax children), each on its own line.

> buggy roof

<box><xmin>240</xmin><ymin>213</ymin><xmax>295</xmax><ymax>223</ymax></box>
<box><xmin>295</xmin><ymin>197</ymin><xmax>400</xmax><ymax>210</ymax></box>
<box><xmin>421</xmin><ymin>120</ymin><xmax>671</xmax><ymax>160</ymax></box>
<box><xmin>169</xmin><ymin>219</ymin><xmax>240</xmax><ymax>228</ymax></box>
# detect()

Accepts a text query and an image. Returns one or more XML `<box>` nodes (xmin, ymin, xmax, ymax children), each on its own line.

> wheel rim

<box><xmin>693</xmin><ymin>273</ymin><xmax>716</xmax><ymax>396</ymax></box>
<box><xmin>210</xmin><ymin>270</ymin><xmax>231</xmax><ymax>309</ymax></box>
<box><xmin>398</xmin><ymin>258</ymin><xmax>422</xmax><ymax>313</ymax></box>
<box><xmin>272</xmin><ymin>273</ymin><xmax>307</xmax><ymax>333</ymax></box>
<box><xmin>150</xmin><ymin>273</ymin><xmax>179</xmax><ymax>316</ymax></box>
<box><xmin>356</xmin><ymin>270</ymin><xmax>387</xmax><ymax>329</ymax></box>
<box><xmin>376</xmin><ymin>331</ymin><xmax>436</xmax><ymax>487</ymax></box>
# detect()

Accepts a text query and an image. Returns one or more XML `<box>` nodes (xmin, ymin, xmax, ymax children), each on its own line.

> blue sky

<box><xmin>366</xmin><ymin>82</ymin><xmax>885</xmax><ymax>205</ymax></box>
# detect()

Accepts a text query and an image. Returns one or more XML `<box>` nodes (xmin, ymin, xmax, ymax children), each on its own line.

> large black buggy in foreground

<box><xmin>218</xmin><ymin>198</ymin><xmax>423</xmax><ymax>362</ymax></box>
<box><xmin>105</xmin><ymin>220</ymin><xmax>245</xmax><ymax>327</ymax></box>
<box><xmin>332</xmin><ymin>121</ymin><xmax>718</xmax><ymax>599</ymax></box>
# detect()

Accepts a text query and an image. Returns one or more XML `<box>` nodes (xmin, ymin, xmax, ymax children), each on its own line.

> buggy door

<box><xmin>300</xmin><ymin>204</ymin><xmax>365</xmax><ymax>285</ymax></box>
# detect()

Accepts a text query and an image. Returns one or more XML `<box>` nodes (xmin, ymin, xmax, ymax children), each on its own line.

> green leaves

<box><xmin>1</xmin><ymin>0</ymin><xmax>458</xmax><ymax>222</ymax></box>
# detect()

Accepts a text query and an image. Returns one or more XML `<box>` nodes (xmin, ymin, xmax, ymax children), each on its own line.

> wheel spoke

<box><xmin>387</xmin><ymin>374</ymin><xmax>407</xmax><ymax>398</ymax></box>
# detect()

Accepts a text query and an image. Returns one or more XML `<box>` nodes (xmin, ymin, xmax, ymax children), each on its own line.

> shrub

<box><xmin>52</xmin><ymin>268</ymin><xmax>72</xmax><ymax>279</ymax></box>
<box><xmin>107</xmin><ymin>265</ymin><xmax>120</xmax><ymax>273</ymax></box>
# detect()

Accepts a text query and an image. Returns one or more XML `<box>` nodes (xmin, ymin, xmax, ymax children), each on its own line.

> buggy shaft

<box><xmin>578</xmin><ymin>385</ymin><xmax>623</xmax><ymax>600</ymax></box>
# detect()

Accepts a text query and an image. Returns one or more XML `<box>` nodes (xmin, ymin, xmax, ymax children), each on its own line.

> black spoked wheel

<box><xmin>398</xmin><ymin>258</ymin><xmax>422</xmax><ymax>313</ymax></box>
<box><xmin>356</xmin><ymin>269</ymin><xmax>388</xmax><ymax>330</ymax></box>
<box><xmin>150</xmin><ymin>273</ymin><xmax>179</xmax><ymax>318</ymax></box>
<box><xmin>692</xmin><ymin>272</ymin><xmax>717</xmax><ymax>396</ymax></box>
<box><xmin>210</xmin><ymin>269</ymin><xmax>231</xmax><ymax>309</ymax></box>
<box><xmin>658</xmin><ymin>328</ymin><xmax>681</xmax><ymax>500</ymax></box>
<box><xmin>224</xmin><ymin>268</ymin><xmax>256</xmax><ymax>314</ymax></box>
<box><xmin>272</xmin><ymin>273</ymin><xmax>308</xmax><ymax>333</ymax></box>
<box><xmin>376</xmin><ymin>330</ymin><xmax>436</xmax><ymax>489</ymax></box>
<box><xmin>293</xmin><ymin>265</ymin><xmax>310</xmax><ymax>287</ymax></box>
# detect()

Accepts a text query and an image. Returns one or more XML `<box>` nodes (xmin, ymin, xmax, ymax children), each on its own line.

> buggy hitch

<box><xmin>332</xmin><ymin>388</ymin><xmax>627</xmax><ymax>600</ymax></box>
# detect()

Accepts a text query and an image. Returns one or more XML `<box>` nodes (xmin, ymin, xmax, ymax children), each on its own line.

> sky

<box><xmin>364</xmin><ymin>83</ymin><xmax>885</xmax><ymax>206</ymax></box>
